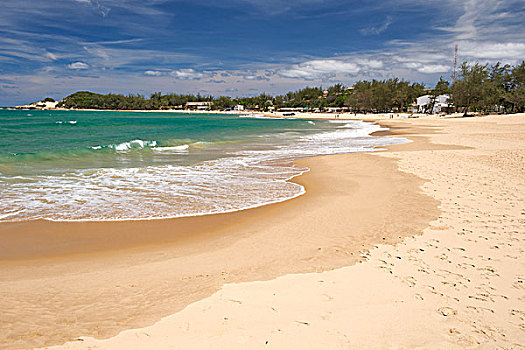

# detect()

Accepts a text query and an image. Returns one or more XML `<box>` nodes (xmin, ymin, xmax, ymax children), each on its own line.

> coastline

<box><xmin>1</xmin><ymin>113</ymin><xmax>523</xmax><ymax>349</ymax></box>
<box><xmin>50</xmin><ymin>113</ymin><xmax>523</xmax><ymax>349</ymax></box>
<box><xmin>0</xmin><ymin>119</ymin><xmax>439</xmax><ymax>349</ymax></box>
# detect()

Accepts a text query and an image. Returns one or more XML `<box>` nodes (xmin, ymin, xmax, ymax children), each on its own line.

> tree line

<box><xmin>57</xmin><ymin>61</ymin><xmax>524</xmax><ymax>113</ymax></box>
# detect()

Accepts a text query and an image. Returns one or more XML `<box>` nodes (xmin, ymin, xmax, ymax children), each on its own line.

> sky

<box><xmin>0</xmin><ymin>0</ymin><xmax>524</xmax><ymax>105</ymax></box>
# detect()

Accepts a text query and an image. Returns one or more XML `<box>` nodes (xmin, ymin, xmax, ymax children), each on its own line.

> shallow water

<box><xmin>0</xmin><ymin>110</ymin><xmax>406</xmax><ymax>221</ymax></box>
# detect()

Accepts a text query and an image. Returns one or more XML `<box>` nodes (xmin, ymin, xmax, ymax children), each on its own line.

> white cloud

<box><xmin>189</xmin><ymin>0</ymin><xmax>324</xmax><ymax>16</ymax></box>
<box><xmin>144</xmin><ymin>70</ymin><xmax>163</xmax><ymax>76</ymax></box>
<box><xmin>73</xmin><ymin>0</ymin><xmax>110</xmax><ymax>17</ymax></box>
<box><xmin>278</xmin><ymin>58</ymin><xmax>387</xmax><ymax>80</ymax></box>
<box><xmin>360</xmin><ymin>16</ymin><xmax>393</xmax><ymax>36</ymax></box>
<box><xmin>437</xmin><ymin>0</ymin><xmax>525</xmax><ymax>42</ymax></box>
<box><xmin>83</xmin><ymin>45</ymin><xmax>110</xmax><ymax>61</ymax></box>
<box><xmin>279</xmin><ymin>59</ymin><xmax>362</xmax><ymax>80</ymax></box>
<box><xmin>355</xmin><ymin>59</ymin><xmax>384</xmax><ymax>69</ymax></box>
<box><xmin>67</xmin><ymin>61</ymin><xmax>89</xmax><ymax>70</ymax></box>
<box><xmin>170</xmin><ymin>68</ymin><xmax>212</xmax><ymax>80</ymax></box>
<box><xmin>45</xmin><ymin>51</ymin><xmax>57</xmax><ymax>60</ymax></box>
<box><xmin>402</xmin><ymin>61</ymin><xmax>450</xmax><ymax>74</ymax></box>
<box><xmin>459</xmin><ymin>41</ymin><xmax>525</xmax><ymax>60</ymax></box>
<box><xmin>417</xmin><ymin>64</ymin><xmax>450</xmax><ymax>74</ymax></box>
<box><xmin>243</xmin><ymin>74</ymin><xmax>269</xmax><ymax>81</ymax></box>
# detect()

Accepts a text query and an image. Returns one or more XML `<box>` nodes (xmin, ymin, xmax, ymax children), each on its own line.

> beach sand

<box><xmin>1</xmin><ymin>114</ymin><xmax>523</xmax><ymax>349</ymax></box>
<box><xmin>0</xmin><ymin>123</ymin><xmax>436</xmax><ymax>348</ymax></box>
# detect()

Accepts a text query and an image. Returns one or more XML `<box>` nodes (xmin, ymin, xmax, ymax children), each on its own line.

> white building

<box><xmin>185</xmin><ymin>101</ymin><xmax>212</xmax><ymax>110</ymax></box>
<box><xmin>16</xmin><ymin>100</ymin><xmax>58</xmax><ymax>110</ymax></box>
<box><xmin>234</xmin><ymin>105</ymin><xmax>244</xmax><ymax>111</ymax></box>
<box><xmin>325</xmin><ymin>107</ymin><xmax>344</xmax><ymax>113</ymax></box>
<box><xmin>417</xmin><ymin>94</ymin><xmax>452</xmax><ymax>114</ymax></box>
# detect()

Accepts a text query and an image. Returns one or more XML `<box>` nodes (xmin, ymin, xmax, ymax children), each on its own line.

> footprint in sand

<box><xmin>437</xmin><ymin>306</ymin><xmax>457</xmax><ymax>317</ymax></box>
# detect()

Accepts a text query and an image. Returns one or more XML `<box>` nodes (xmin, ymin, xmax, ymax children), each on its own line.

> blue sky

<box><xmin>0</xmin><ymin>0</ymin><xmax>524</xmax><ymax>105</ymax></box>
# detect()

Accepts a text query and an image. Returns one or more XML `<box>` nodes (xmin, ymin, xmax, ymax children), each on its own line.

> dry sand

<box><xmin>2</xmin><ymin>113</ymin><xmax>523</xmax><ymax>349</ymax></box>
<box><xmin>1</xmin><ymin>122</ymin><xmax>436</xmax><ymax>348</ymax></box>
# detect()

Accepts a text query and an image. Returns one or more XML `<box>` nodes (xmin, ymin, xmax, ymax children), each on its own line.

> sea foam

<box><xmin>0</xmin><ymin>120</ymin><xmax>407</xmax><ymax>222</ymax></box>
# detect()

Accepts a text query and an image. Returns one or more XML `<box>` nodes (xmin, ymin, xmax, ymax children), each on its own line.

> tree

<box><xmin>452</xmin><ymin>62</ymin><xmax>492</xmax><ymax>114</ymax></box>
<box><xmin>507</xmin><ymin>61</ymin><xmax>525</xmax><ymax>112</ymax></box>
<box><xmin>54</xmin><ymin>61</ymin><xmax>522</xmax><ymax>113</ymax></box>
<box><xmin>433</xmin><ymin>76</ymin><xmax>450</xmax><ymax>96</ymax></box>
<box><xmin>214</xmin><ymin>96</ymin><xmax>234</xmax><ymax>110</ymax></box>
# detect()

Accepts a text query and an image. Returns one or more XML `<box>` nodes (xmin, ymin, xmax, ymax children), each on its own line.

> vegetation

<box><xmin>344</xmin><ymin>80</ymin><xmax>425</xmax><ymax>112</ymax></box>
<box><xmin>57</xmin><ymin>61</ymin><xmax>525</xmax><ymax>113</ymax></box>
<box><xmin>452</xmin><ymin>61</ymin><xmax>525</xmax><ymax>114</ymax></box>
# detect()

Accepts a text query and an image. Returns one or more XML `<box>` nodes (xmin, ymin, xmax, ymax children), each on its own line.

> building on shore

<box><xmin>278</xmin><ymin>107</ymin><xmax>309</xmax><ymax>112</ymax></box>
<box><xmin>15</xmin><ymin>100</ymin><xmax>58</xmax><ymax>110</ymax></box>
<box><xmin>185</xmin><ymin>101</ymin><xmax>212</xmax><ymax>110</ymax></box>
<box><xmin>416</xmin><ymin>94</ymin><xmax>454</xmax><ymax>114</ymax></box>
<box><xmin>325</xmin><ymin>106</ymin><xmax>348</xmax><ymax>113</ymax></box>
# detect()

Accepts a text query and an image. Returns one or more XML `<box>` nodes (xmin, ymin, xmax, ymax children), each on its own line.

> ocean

<box><xmin>0</xmin><ymin>110</ymin><xmax>406</xmax><ymax>222</ymax></box>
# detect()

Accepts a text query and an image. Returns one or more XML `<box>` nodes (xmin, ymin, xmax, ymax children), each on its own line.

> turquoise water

<box><xmin>0</xmin><ymin>110</ymin><xmax>324</xmax><ymax>175</ymax></box>
<box><xmin>0</xmin><ymin>109</ymin><xmax>405</xmax><ymax>221</ymax></box>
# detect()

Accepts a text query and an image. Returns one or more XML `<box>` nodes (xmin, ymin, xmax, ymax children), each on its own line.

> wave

<box><xmin>152</xmin><ymin>144</ymin><xmax>189</xmax><ymax>152</ymax></box>
<box><xmin>0</xmin><ymin>120</ymin><xmax>409</xmax><ymax>222</ymax></box>
<box><xmin>239</xmin><ymin>114</ymin><xmax>289</xmax><ymax>120</ymax></box>
<box><xmin>89</xmin><ymin>139</ymin><xmax>158</xmax><ymax>152</ymax></box>
<box><xmin>109</xmin><ymin>139</ymin><xmax>157</xmax><ymax>151</ymax></box>
<box><xmin>0</xmin><ymin>209</ymin><xmax>26</xmax><ymax>220</ymax></box>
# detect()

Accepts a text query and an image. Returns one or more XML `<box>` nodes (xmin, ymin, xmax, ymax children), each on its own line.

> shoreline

<box><xmin>0</xmin><ymin>119</ymin><xmax>440</xmax><ymax>349</ymax></box>
<box><xmin>6</xmin><ymin>106</ymin><xmax>498</xmax><ymax>120</ymax></box>
<box><xmin>2</xmin><ymin>114</ymin><xmax>523</xmax><ymax>349</ymax></box>
<box><xmin>60</xmin><ymin>113</ymin><xmax>522</xmax><ymax>349</ymax></box>
<box><xmin>0</xmin><ymin>118</ymin><xmax>396</xmax><ymax>260</ymax></box>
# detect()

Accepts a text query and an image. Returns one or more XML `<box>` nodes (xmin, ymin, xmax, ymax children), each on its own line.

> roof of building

<box><xmin>185</xmin><ymin>101</ymin><xmax>212</xmax><ymax>106</ymax></box>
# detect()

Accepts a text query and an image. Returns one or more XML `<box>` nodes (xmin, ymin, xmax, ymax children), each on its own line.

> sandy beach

<box><xmin>1</xmin><ymin>113</ymin><xmax>523</xmax><ymax>349</ymax></box>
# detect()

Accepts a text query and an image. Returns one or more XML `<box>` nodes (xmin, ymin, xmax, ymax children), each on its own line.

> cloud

<box><xmin>435</xmin><ymin>0</ymin><xmax>525</xmax><ymax>41</ymax></box>
<box><xmin>459</xmin><ymin>41</ymin><xmax>525</xmax><ymax>60</ymax></box>
<box><xmin>74</xmin><ymin>0</ymin><xmax>110</xmax><ymax>17</ymax></box>
<box><xmin>403</xmin><ymin>63</ymin><xmax>450</xmax><ymax>74</ymax></box>
<box><xmin>1</xmin><ymin>0</ymin><xmax>524</xmax><ymax>105</ymax></box>
<box><xmin>144</xmin><ymin>70</ymin><xmax>163</xmax><ymax>76</ymax></box>
<box><xmin>278</xmin><ymin>59</ymin><xmax>382</xmax><ymax>80</ymax></box>
<box><xmin>279</xmin><ymin>60</ymin><xmax>359</xmax><ymax>80</ymax></box>
<box><xmin>355</xmin><ymin>59</ymin><xmax>383</xmax><ymax>69</ymax></box>
<box><xmin>67</xmin><ymin>61</ymin><xmax>89</xmax><ymax>69</ymax></box>
<box><xmin>178</xmin><ymin>0</ymin><xmax>327</xmax><ymax>16</ymax></box>
<box><xmin>170</xmin><ymin>68</ymin><xmax>212</xmax><ymax>80</ymax></box>
<box><xmin>243</xmin><ymin>74</ymin><xmax>269</xmax><ymax>81</ymax></box>
<box><xmin>45</xmin><ymin>51</ymin><xmax>57</xmax><ymax>60</ymax></box>
<box><xmin>360</xmin><ymin>16</ymin><xmax>393</xmax><ymax>35</ymax></box>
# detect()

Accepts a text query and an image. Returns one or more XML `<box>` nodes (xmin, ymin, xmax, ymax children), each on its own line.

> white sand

<box><xmin>43</xmin><ymin>114</ymin><xmax>525</xmax><ymax>349</ymax></box>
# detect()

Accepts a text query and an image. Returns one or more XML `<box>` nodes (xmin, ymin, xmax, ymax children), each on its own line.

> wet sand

<box><xmin>0</xmin><ymin>122</ymin><xmax>440</xmax><ymax>348</ymax></box>
<box><xmin>42</xmin><ymin>113</ymin><xmax>525</xmax><ymax>349</ymax></box>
